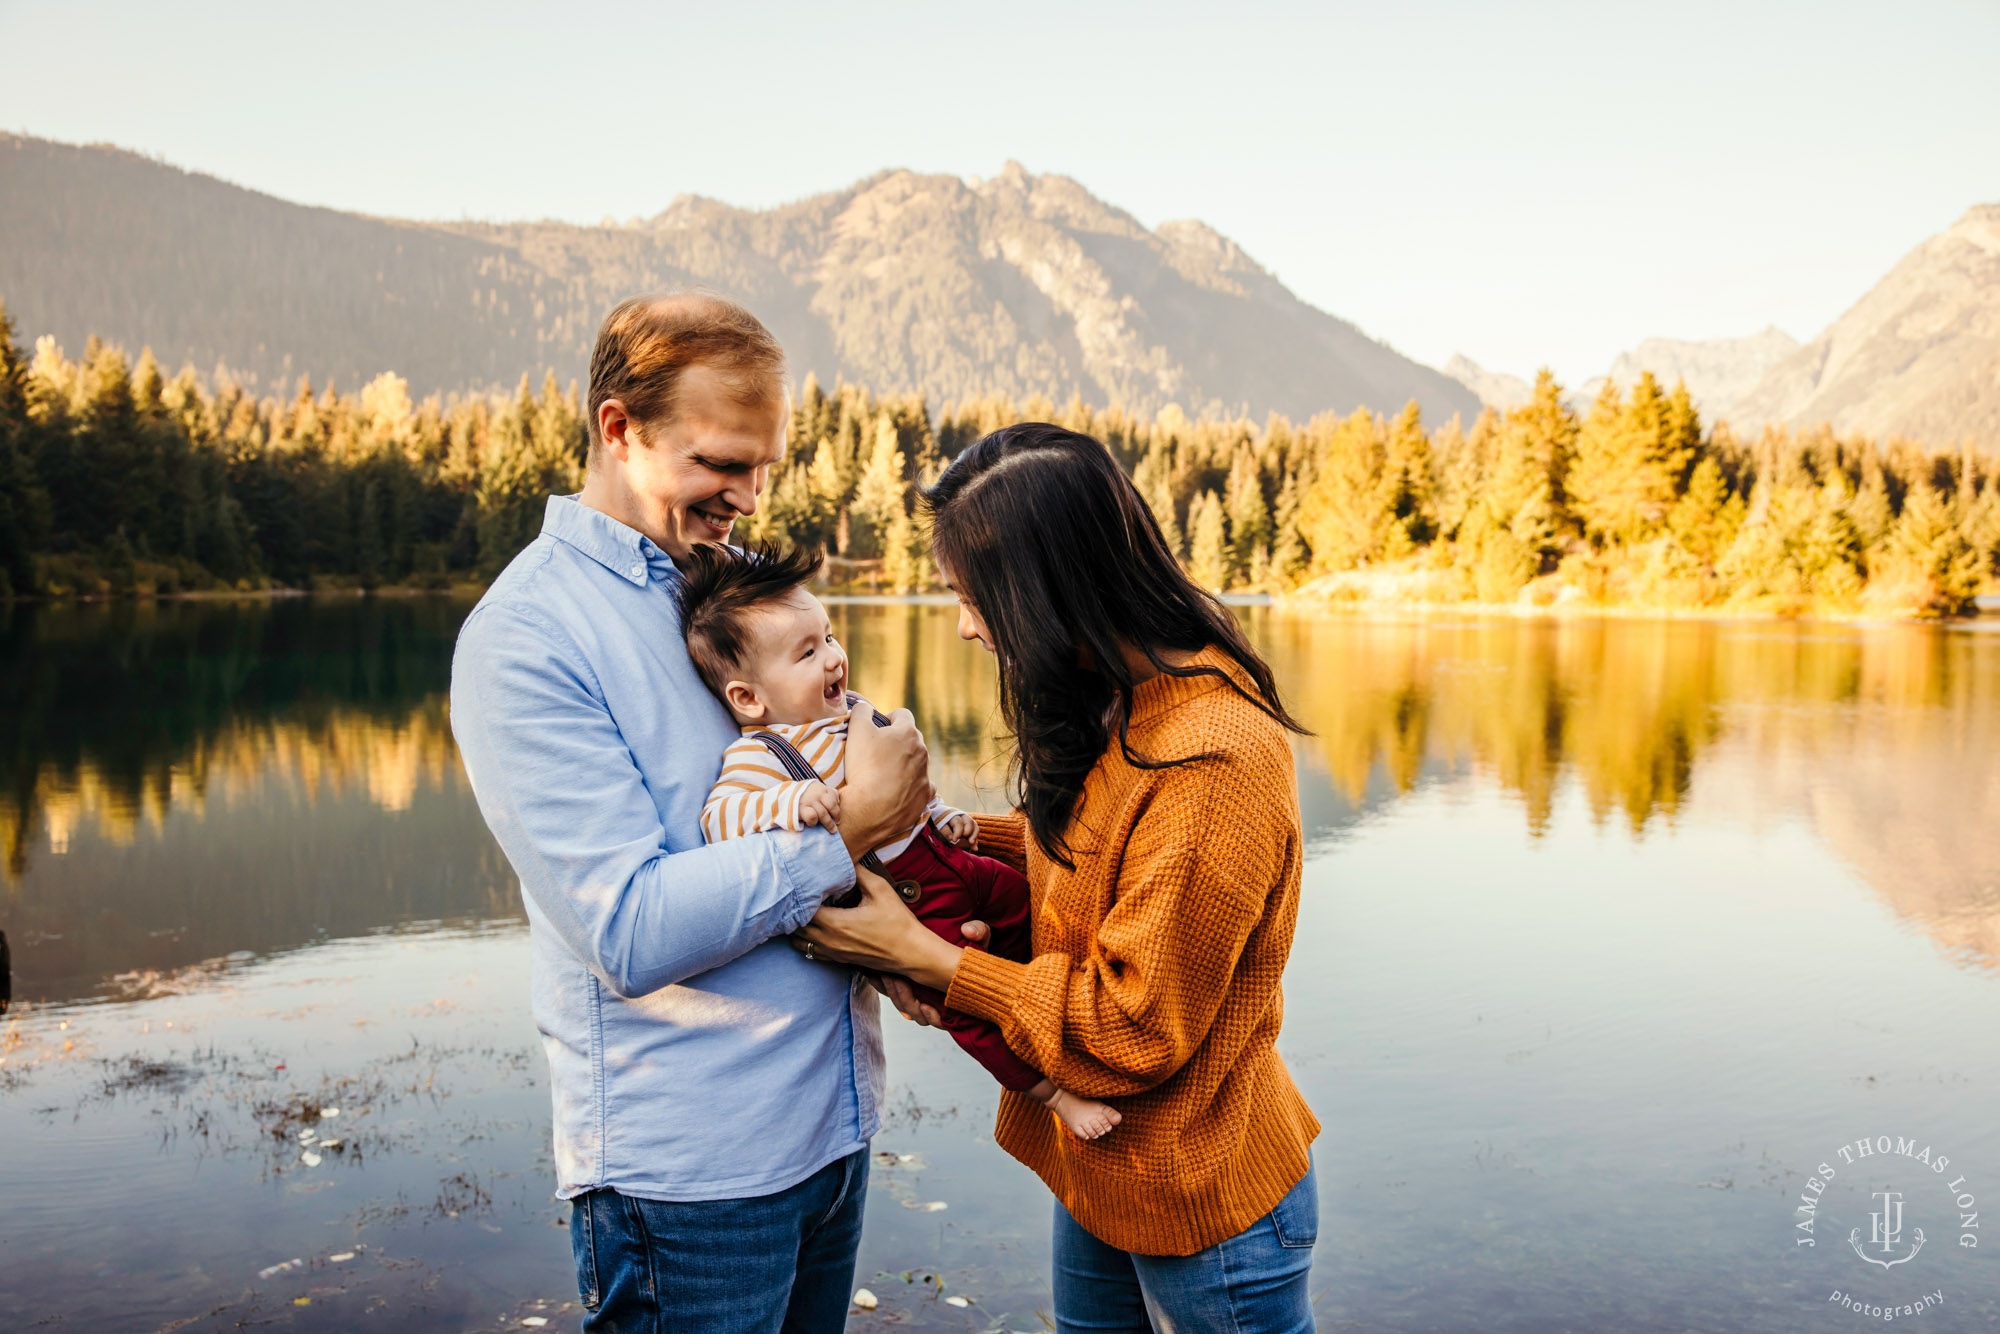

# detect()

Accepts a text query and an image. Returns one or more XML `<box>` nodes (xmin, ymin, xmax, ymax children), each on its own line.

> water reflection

<box><xmin>1256</xmin><ymin>612</ymin><xmax>2000</xmax><ymax>967</ymax></box>
<box><xmin>3</xmin><ymin>599</ymin><xmax>2000</xmax><ymax>1331</ymax></box>
<box><xmin>2</xmin><ymin>597</ymin><xmax>471</xmax><ymax>865</ymax></box>
<box><xmin>0</xmin><ymin>598</ymin><xmax>510</xmax><ymax>1000</ymax></box>
<box><xmin>2</xmin><ymin>601</ymin><xmax>1996</xmax><ymax>1006</ymax></box>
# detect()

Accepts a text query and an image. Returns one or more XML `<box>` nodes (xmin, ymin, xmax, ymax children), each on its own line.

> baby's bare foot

<box><xmin>1048</xmin><ymin>1087</ymin><xmax>1121</xmax><ymax>1140</ymax></box>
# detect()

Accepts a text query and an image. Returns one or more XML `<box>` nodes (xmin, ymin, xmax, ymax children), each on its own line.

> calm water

<box><xmin>3</xmin><ymin>597</ymin><xmax>1998</xmax><ymax>1331</ymax></box>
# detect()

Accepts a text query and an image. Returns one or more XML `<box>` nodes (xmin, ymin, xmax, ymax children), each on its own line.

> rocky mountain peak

<box><xmin>0</xmin><ymin>134</ymin><xmax>1477</xmax><ymax>425</ymax></box>
<box><xmin>1732</xmin><ymin>200</ymin><xmax>2000</xmax><ymax>448</ymax></box>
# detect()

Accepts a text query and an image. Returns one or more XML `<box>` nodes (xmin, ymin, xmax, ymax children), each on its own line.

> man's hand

<box><xmin>938</xmin><ymin>811</ymin><xmax>979</xmax><ymax>848</ymax></box>
<box><xmin>838</xmin><ymin>703</ymin><xmax>930</xmax><ymax>860</ymax></box>
<box><xmin>796</xmin><ymin>781</ymin><xmax>841</xmax><ymax>831</ymax></box>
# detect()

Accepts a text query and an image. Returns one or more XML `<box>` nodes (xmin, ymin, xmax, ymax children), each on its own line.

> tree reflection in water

<box><xmin>2</xmin><ymin>598</ymin><xmax>1994</xmax><ymax>1005</ymax></box>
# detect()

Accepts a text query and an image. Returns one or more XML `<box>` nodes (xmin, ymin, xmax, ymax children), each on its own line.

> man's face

<box><xmin>604</xmin><ymin>364</ymin><xmax>787</xmax><ymax>561</ymax></box>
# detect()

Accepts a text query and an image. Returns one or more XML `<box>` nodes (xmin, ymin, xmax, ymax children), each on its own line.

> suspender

<box><xmin>751</xmin><ymin>693</ymin><xmax>924</xmax><ymax>908</ymax></box>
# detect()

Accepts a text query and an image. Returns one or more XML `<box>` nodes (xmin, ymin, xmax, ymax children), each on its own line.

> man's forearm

<box><xmin>520</xmin><ymin>827</ymin><xmax>856</xmax><ymax>997</ymax></box>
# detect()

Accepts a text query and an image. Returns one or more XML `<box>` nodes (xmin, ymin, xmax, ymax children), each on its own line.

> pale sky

<box><xmin>3</xmin><ymin>0</ymin><xmax>1995</xmax><ymax>386</ymax></box>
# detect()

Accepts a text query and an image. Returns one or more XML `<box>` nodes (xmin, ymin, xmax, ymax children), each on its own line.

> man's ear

<box><xmin>725</xmin><ymin>680</ymin><xmax>765</xmax><ymax>722</ymax></box>
<box><xmin>598</xmin><ymin>399</ymin><xmax>637</xmax><ymax>460</ymax></box>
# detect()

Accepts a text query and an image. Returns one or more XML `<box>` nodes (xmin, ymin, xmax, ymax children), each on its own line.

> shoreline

<box><xmin>9</xmin><ymin>581</ymin><xmax>1996</xmax><ymax>628</ymax></box>
<box><xmin>1272</xmin><ymin>590</ymin><xmax>2000</xmax><ymax>630</ymax></box>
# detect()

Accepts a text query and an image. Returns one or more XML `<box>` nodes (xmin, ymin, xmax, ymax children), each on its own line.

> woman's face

<box><xmin>936</xmin><ymin>559</ymin><xmax>996</xmax><ymax>655</ymax></box>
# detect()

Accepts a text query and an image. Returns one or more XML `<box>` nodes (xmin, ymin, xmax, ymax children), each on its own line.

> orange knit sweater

<box><xmin>943</xmin><ymin>647</ymin><xmax>1320</xmax><ymax>1257</ymax></box>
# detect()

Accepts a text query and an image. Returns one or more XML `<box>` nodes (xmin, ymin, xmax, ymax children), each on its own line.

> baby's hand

<box><xmin>940</xmin><ymin>811</ymin><xmax>979</xmax><ymax>849</ymax></box>
<box><xmin>797</xmin><ymin>781</ymin><xmax>841</xmax><ymax>832</ymax></box>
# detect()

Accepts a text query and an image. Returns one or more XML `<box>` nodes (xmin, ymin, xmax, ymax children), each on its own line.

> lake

<box><xmin>3</xmin><ymin>597</ymin><xmax>1998</xmax><ymax>1331</ymax></box>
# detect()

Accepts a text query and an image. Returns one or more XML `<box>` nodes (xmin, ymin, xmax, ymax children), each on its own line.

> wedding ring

<box><xmin>801</xmin><ymin>942</ymin><xmax>818</xmax><ymax>962</ymax></box>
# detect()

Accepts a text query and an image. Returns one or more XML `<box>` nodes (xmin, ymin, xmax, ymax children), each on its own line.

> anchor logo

<box><xmin>1849</xmin><ymin>1190</ymin><xmax>1925</xmax><ymax>1269</ymax></box>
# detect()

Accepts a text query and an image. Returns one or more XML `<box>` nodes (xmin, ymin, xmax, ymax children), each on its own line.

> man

<box><xmin>450</xmin><ymin>292</ymin><xmax>932</xmax><ymax>1331</ymax></box>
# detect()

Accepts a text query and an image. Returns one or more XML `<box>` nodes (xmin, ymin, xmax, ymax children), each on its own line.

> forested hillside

<box><xmin>2</xmin><ymin>304</ymin><xmax>1993</xmax><ymax>616</ymax></box>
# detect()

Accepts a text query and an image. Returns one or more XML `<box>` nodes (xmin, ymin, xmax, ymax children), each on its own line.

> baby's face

<box><xmin>727</xmin><ymin>589</ymin><xmax>850</xmax><ymax>726</ymax></box>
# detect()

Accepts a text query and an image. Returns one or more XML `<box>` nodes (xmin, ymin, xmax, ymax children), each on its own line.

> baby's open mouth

<box><xmin>823</xmin><ymin>672</ymin><xmax>845</xmax><ymax>704</ymax></box>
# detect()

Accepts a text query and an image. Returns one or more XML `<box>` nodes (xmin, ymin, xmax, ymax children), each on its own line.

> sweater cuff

<box><xmin>943</xmin><ymin>945</ymin><xmax>1029</xmax><ymax>1025</ymax></box>
<box><xmin>972</xmin><ymin>812</ymin><xmax>1028</xmax><ymax>872</ymax></box>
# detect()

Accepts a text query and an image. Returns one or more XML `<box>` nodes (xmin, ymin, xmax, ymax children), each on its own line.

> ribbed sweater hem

<box><xmin>996</xmin><ymin>1053</ymin><xmax>1321</xmax><ymax>1256</ymax></box>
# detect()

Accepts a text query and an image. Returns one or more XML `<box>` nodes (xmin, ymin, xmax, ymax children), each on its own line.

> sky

<box><xmin>3</xmin><ymin>0</ymin><xmax>1996</xmax><ymax>386</ymax></box>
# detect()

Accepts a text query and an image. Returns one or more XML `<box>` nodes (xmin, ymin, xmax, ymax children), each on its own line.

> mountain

<box><xmin>1448</xmin><ymin>328</ymin><xmax>1801</xmax><ymax>424</ymax></box>
<box><xmin>1591</xmin><ymin>327</ymin><xmax>1800</xmax><ymax>423</ymax></box>
<box><xmin>0</xmin><ymin>135</ymin><xmax>1476</xmax><ymax>424</ymax></box>
<box><xmin>1734</xmin><ymin>205</ymin><xmax>2000</xmax><ymax>447</ymax></box>
<box><xmin>1442</xmin><ymin>354</ymin><xmax>1532</xmax><ymax>411</ymax></box>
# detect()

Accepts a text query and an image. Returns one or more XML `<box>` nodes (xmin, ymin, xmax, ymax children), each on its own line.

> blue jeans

<box><xmin>568</xmin><ymin>1149</ymin><xmax>870</xmax><ymax>1333</ymax></box>
<box><xmin>1053</xmin><ymin>1162</ymin><xmax>1318</xmax><ymax>1334</ymax></box>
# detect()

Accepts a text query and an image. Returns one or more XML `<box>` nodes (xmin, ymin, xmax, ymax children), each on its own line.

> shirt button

<box><xmin>630</xmin><ymin>563</ymin><xmax>644</xmax><ymax>578</ymax></box>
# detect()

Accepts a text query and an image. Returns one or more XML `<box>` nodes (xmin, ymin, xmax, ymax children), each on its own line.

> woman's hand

<box><xmin>793</xmin><ymin>865</ymin><xmax>964</xmax><ymax>992</ymax></box>
<box><xmin>871</xmin><ymin>919</ymin><xmax>989</xmax><ymax>1026</ymax></box>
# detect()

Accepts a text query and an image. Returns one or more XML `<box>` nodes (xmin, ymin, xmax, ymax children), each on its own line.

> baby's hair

<box><xmin>675</xmin><ymin>541</ymin><xmax>826</xmax><ymax>699</ymax></box>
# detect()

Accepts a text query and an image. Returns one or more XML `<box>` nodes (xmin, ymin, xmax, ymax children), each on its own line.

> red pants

<box><xmin>879</xmin><ymin>826</ymin><xmax>1043</xmax><ymax>1092</ymax></box>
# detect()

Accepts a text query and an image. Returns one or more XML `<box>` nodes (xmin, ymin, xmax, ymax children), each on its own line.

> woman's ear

<box><xmin>725</xmin><ymin>679</ymin><xmax>766</xmax><ymax>722</ymax></box>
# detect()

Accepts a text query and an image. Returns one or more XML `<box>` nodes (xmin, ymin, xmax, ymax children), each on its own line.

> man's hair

<box><xmin>675</xmin><ymin>541</ymin><xmax>826</xmax><ymax>698</ymax></box>
<box><xmin>586</xmin><ymin>291</ymin><xmax>788</xmax><ymax>450</ymax></box>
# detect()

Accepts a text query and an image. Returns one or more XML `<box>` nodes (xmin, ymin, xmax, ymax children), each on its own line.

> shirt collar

<box><xmin>541</xmin><ymin>494</ymin><xmax>679</xmax><ymax>587</ymax></box>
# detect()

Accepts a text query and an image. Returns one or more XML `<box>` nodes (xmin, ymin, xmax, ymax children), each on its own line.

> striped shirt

<box><xmin>700</xmin><ymin>701</ymin><xmax>961</xmax><ymax>860</ymax></box>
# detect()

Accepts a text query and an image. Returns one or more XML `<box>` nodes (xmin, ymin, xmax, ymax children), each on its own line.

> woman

<box><xmin>796</xmin><ymin>423</ymin><xmax>1320</xmax><ymax>1333</ymax></box>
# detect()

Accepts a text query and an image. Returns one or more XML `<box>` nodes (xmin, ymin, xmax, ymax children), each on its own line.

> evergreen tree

<box><xmin>1486</xmin><ymin>370</ymin><xmax>1576</xmax><ymax>558</ymax></box>
<box><xmin>1884</xmin><ymin>485</ymin><xmax>1982</xmax><ymax>615</ymax></box>
<box><xmin>356</xmin><ymin>480</ymin><xmax>385</xmax><ymax>590</ymax></box>
<box><xmin>0</xmin><ymin>304</ymin><xmax>1988</xmax><ymax>616</ymax></box>
<box><xmin>1569</xmin><ymin>373</ymin><xmax>1692</xmax><ymax>546</ymax></box>
<box><xmin>1666</xmin><ymin>457</ymin><xmax>1740</xmax><ymax>565</ymax></box>
<box><xmin>1430</xmin><ymin>410</ymin><xmax>1490</xmax><ymax>541</ymax></box>
<box><xmin>1268</xmin><ymin>475</ymin><xmax>1305</xmax><ymax>587</ymax></box>
<box><xmin>1223</xmin><ymin>445</ymin><xmax>1269</xmax><ymax>571</ymax></box>
<box><xmin>1383</xmin><ymin>400</ymin><xmax>1436</xmax><ymax>550</ymax></box>
<box><xmin>1187</xmin><ymin>489</ymin><xmax>1229</xmax><ymax>589</ymax></box>
<box><xmin>881</xmin><ymin>507</ymin><xmax>930</xmax><ymax>593</ymax></box>
<box><xmin>0</xmin><ymin>302</ymin><xmax>48</xmax><ymax>594</ymax></box>
<box><xmin>1298</xmin><ymin>409</ymin><xmax>1390</xmax><ymax>572</ymax></box>
<box><xmin>1132</xmin><ymin>445</ymin><xmax>1182</xmax><ymax>557</ymax></box>
<box><xmin>850</xmin><ymin>418</ymin><xmax>907</xmax><ymax>559</ymax></box>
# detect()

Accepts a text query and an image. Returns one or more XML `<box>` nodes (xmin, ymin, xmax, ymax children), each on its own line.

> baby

<box><xmin>676</xmin><ymin>541</ymin><xmax>1119</xmax><ymax>1141</ymax></box>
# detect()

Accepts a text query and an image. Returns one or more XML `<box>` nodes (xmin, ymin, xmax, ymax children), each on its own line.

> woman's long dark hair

<box><xmin>922</xmin><ymin>422</ymin><xmax>1308</xmax><ymax>867</ymax></box>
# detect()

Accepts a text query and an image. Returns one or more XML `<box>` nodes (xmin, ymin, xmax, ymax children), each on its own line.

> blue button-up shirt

<box><xmin>450</xmin><ymin>495</ymin><xmax>881</xmax><ymax>1202</ymax></box>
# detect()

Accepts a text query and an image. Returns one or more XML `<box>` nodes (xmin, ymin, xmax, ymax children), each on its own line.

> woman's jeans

<box><xmin>568</xmin><ymin>1148</ymin><xmax>869</xmax><ymax>1333</ymax></box>
<box><xmin>1053</xmin><ymin>1161</ymin><xmax>1318</xmax><ymax>1334</ymax></box>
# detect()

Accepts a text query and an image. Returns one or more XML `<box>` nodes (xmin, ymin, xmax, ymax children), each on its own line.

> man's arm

<box><xmin>451</xmin><ymin>603</ymin><xmax>855</xmax><ymax>997</ymax></box>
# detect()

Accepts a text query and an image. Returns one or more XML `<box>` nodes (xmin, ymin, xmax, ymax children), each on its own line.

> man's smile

<box><xmin>688</xmin><ymin>503</ymin><xmax>736</xmax><ymax>536</ymax></box>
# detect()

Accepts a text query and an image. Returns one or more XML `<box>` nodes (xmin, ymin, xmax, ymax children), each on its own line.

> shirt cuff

<box><xmin>943</xmin><ymin>945</ymin><xmax>1029</xmax><ymax>1025</ymax></box>
<box><xmin>776</xmin><ymin>826</ymin><xmax>857</xmax><ymax>928</ymax></box>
